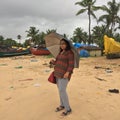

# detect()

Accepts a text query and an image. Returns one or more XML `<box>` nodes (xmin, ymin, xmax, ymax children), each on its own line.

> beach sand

<box><xmin>0</xmin><ymin>55</ymin><xmax>120</xmax><ymax>120</ymax></box>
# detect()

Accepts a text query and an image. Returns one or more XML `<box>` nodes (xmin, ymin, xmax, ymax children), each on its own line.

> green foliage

<box><xmin>113</xmin><ymin>33</ymin><xmax>120</xmax><ymax>42</ymax></box>
<box><xmin>0</xmin><ymin>35</ymin><xmax>4</xmax><ymax>45</ymax></box>
<box><xmin>26</xmin><ymin>26</ymin><xmax>39</xmax><ymax>45</ymax></box>
<box><xmin>1</xmin><ymin>0</ymin><xmax>120</xmax><ymax>51</ymax></box>
<box><xmin>23</xmin><ymin>39</ymin><xmax>31</xmax><ymax>47</ymax></box>
<box><xmin>92</xmin><ymin>25</ymin><xmax>106</xmax><ymax>48</ymax></box>
<box><xmin>25</xmin><ymin>27</ymin><xmax>57</xmax><ymax>46</ymax></box>
<box><xmin>72</xmin><ymin>27</ymin><xmax>88</xmax><ymax>43</ymax></box>
<box><xmin>98</xmin><ymin>0</ymin><xmax>120</xmax><ymax>34</ymax></box>
<box><xmin>75</xmin><ymin>0</ymin><xmax>101</xmax><ymax>44</ymax></box>
<box><xmin>46</xmin><ymin>29</ymin><xmax>57</xmax><ymax>34</ymax></box>
<box><xmin>3</xmin><ymin>38</ymin><xmax>17</xmax><ymax>46</ymax></box>
<box><xmin>45</xmin><ymin>54</ymin><xmax>54</xmax><ymax>58</ymax></box>
<box><xmin>17</xmin><ymin>35</ymin><xmax>22</xmax><ymax>44</ymax></box>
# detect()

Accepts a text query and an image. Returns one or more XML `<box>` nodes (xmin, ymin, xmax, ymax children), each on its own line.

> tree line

<box><xmin>0</xmin><ymin>0</ymin><xmax>120</xmax><ymax>50</ymax></box>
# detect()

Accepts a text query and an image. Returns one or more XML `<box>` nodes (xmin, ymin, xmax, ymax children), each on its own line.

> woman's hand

<box><xmin>64</xmin><ymin>72</ymin><xmax>69</xmax><ymax>79</ymax></box>
<box><xmin>49</xmin><ymin>59</ymin><xmax>55</xmax><ymax>64</ymax></box>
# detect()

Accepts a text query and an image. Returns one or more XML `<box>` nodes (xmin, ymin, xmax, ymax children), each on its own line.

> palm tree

<box><xmin>72</xmin><ymin>27</ymin><xmax>88</xmax><ymax>43</ymax></box>
<box><xmin>75</xmin><ymin>0</ymin><xmax>101</xmax><ymax>44</ymax></box>
<box><xmin>38</xmin><ymin>32</ymin><xmax>46</xmax><ymax>45</ymax></box>
<box><xmin>17</xmin><ymin>35</ymin><xmax>21</xmax><ymax>44</ymax></box>
<box><xmin>26</xmin><ymin>26</ymin><xmax>39</xmax><ymax>45</ymax></box>
<box><xmin>4</xmin><ymin>38</ymin><xmax>17</xmax><ymax>46</ymax></box>
<box><xmin>98</xmin><ymin>0</ymin><xmax>120</xmax><ymax>34</ymax></box>
<box><xmin>63</xmin><ymin>33</ymin><xmax>68</xmax><ymax>39</ymax></box>
<box><xmin>92</xmin><ymin>25</ymin><xmax>106</xmax><ymax>48</ymax></box>
<box><xmin>0</xmin><ymin>35</ymin><xmax>4</xmax><ymax>45</ymax></box>
<box><xmin>46</xmin><ymin>29</ymin><xmax>57</xmax><ymax>34</ymax></box>
<box><xmin>114</xmin><ymin>33</ymin><xmax>120</xmax><ymax>42</ymax></box>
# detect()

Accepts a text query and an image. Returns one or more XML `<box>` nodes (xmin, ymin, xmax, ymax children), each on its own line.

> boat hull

<box><xmin>30</xmin><ymin>48</ymin><xmax>50</xmax><ymax>55</ymax></box>
<box><xmin>0</xmin><ymin>49</ymin><xmax>30</xmax><ymax>57</ymax></box>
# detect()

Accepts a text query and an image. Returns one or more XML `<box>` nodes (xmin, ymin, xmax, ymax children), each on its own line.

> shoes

<box><xmin>108</xmin><ymin>89</ymin><xmax>119</xmax><ymax>93</ymax></box>
<box><xmin>61</xmin><ymin>109</ymin><xmax>72</xmax><ymax>116</ymax></box>
<box><xmin>55</xmin><ymin>106</ymin><xmax>64</xmax><ymax>112</ymax></box>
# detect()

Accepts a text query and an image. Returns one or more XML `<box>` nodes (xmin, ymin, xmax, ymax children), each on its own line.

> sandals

<box><xmin>55</xmin><ymin>106</ymin><xmax>64</xmax><ymax>112</ymax></box>
<box><xmin>61</xmin><ymin>109</ymin><xmax>72</xmax><ymax>116</ymax></box>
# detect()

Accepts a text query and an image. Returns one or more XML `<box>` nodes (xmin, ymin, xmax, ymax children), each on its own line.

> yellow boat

<box><xmin>104</xmin><ymin>35</ymin><xmax>120</xmax><ymax>59</ymax></box>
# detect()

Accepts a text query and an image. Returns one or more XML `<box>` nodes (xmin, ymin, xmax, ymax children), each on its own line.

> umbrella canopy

<box><xmin>44</xmin><ymin>33</ymin><xmax>63</xmax><ymax>57</ymax></box>
<box><xmin>44</xmin><ymin>32</ymin><xmax>79</xmax><ymax>68</ymax></box>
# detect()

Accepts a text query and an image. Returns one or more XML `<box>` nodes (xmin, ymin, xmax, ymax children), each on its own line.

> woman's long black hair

<box><xmin>60</xmin><ymin>38</ymin><xmax>71</xmax><ymax>52</ymax></box>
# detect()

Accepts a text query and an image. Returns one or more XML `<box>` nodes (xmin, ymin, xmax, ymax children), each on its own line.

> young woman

<box><xmin>50</xmin><ymin>38</ymin><xmax>74</xmax><ymax>116</ymax></box>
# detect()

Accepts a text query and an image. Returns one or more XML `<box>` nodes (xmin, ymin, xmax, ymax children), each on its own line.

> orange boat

<box><xmin>30</xmin><ymin>47</ymin><xmax>50</xmax><ymax>55</ymax></box>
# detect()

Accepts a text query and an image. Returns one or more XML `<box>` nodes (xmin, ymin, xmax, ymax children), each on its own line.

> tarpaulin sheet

<box><xmin>104</xmin><ymin>35</ymin><xmax>120</xmax><ymax>54</ymax></box>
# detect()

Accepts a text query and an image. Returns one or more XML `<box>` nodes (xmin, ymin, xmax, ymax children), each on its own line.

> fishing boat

<box><xmin>30</xmin><ymin>47</ymin><xmax>50</xmax><ymax>55</ymax></box>
<box><xmin>0</xmin><ymin>49</ymin><xmax>30</xmax><ymax>57</ymax></box>
<box><xmin>0</xmin><ymin>45</ymin><xmax>30</xmax><ymax>57</ymax></box>
<box><xmin>104</xmin><ymin>35</ymin><xmax>120</xmax><ymax>59</ymax></box>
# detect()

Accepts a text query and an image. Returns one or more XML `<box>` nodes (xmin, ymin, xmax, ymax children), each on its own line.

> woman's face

<box><xmin>60</xmin><ymin>40</ymin><xmax>67</xmax><ymax>50</ymax></box>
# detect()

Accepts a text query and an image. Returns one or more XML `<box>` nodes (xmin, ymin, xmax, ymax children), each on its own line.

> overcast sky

<box><xmin>0</xmin><ymin>0</ymin><xmax>120</xmax><ymax>42</ymax></box>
